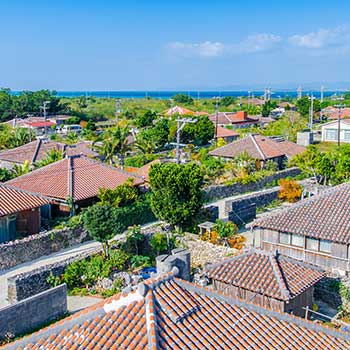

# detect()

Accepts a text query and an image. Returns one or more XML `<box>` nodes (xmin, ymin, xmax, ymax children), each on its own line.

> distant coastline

<box><xmin>11</xmin><ymin>90</ymin><xmax>347</xmax><ymax>99</ymax></box>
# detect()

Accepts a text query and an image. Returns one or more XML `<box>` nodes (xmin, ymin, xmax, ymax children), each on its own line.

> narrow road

<box><xmin>0</xmin><ymin>240</ymin><xmax>101</xmax><ymax>308</ymax></box>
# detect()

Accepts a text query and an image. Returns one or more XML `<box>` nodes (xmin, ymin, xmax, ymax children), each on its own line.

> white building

<box><xmin>321</xmin><ymin>119</ymin><xmax>350</xmax><ymax>143</ymax></box>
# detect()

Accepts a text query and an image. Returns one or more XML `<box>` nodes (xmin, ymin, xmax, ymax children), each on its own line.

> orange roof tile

<box><xmin>207</xmin><ymin>249</ymin><xmax>325</xmax><ymax>301</ymax></box>
<box><xmin>0</xmin><ymin>184</ymin><xmax>49</xmax><ymax>216</ymax></box>
<box><xmin>5</xmin><ymin>273</ymin><xmax>349</xmax><ymax>350</ymax></box>
<box><xmin>6</xmin><ymin>155</ymin><xmax>143</xmax><ymax>202</ymax></box>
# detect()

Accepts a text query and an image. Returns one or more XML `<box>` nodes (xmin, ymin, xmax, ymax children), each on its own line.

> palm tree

<box><xmin>35</xmin><ymin>149</ymin><xmax>63</xmax><ymax>168</ymax></box>
<box><xmin>135</xmin><ymin>133</ymin><xmax>157</xmax><ymax>155</ymax></box>
<box><xmin>96</xmin><ymin>126</ymin><xmax>130</xmax><ymax>168</ymax></box>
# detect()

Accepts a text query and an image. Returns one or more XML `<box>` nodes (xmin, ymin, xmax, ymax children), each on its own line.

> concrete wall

<box><xmin>0</xmin><ymin>284</ymin><xmax>67</xmax><ymax>340</ymax></box>
<box><xmin>204</xmin><ymin>167</ymin><xmax>301</xmax><ymax>201</ymax></box>
<box><xmin>0</xmin><ymin>227</ymin><xmax>89</xmax><ymax>271</ymax></box>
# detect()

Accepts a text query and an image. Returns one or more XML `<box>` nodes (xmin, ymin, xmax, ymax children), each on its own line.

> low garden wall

<box><xmin>204</xmin><ymin>167</ymin><xmax>301</xmax><ymax>201</ymax></box>
<box><xmin>0</xmin><ymin>228</ymin><xmax>89</xmax><ymax>271</ymax></box>
<box><xmin>7</xmin><ymin>249</ymin><xmax>100</xmax><ymax>303</ymax></box>
<box><xmin>314</xmin><ymin>277</ymin><xmax>342</xmax><ymax>309</ymax></box>
<box><xmin>0</xmin><ymin>284</ymin><xmax>67</xmax><ymax>341</ymax></box>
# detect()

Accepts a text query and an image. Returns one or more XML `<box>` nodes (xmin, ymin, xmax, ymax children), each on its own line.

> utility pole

<box><xmin>176</xmin><ymin>118</ymin><xmax>197</xmax><ymax>164</ymax></box>
<box><xmin>297</xmin><ymin>86</ymin><xmax>302</xmax><ymax>100</ymax></box>
<box><xmin>309</xmin><ymin>93</ymin><xmax>314</xmax><ymax>130</ymax></box>
<box><xmin>335</xmin><ymin>103</ymin><xmax>345</xmax><ymax>147</ymax></box>
<box><xmin>40</xmin><ymin>101</ymin><xmax>50</xmax><ymax>135</ymax></box>
<box><xmin>215</xmin><ymin>97</ymin><xmax>220</xmax><ymax>139</ymax></box>
<box><xmin>320</xmin><ymin>86</ymin><xmax>324</xmax><ymax>103</ymax></box>
<box><xmin>115</xmin><ymin>99</ymin><xmax>122</xmax><ymax>118</ymax></box>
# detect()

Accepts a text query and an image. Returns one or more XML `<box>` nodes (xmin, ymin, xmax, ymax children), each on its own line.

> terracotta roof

<box><xmin>279</xmin><ymin>102</ymin><xmax>295</xmax><ymax>108</ymax></box>
<box><xmin>328</xmin><ymin>108</ymin><xmax>350</xmax><ymax>120</ymax></box>
<box><xmin>209</xmin><ymin>134</ymin><xmax>288</xmax><ymax>160</ymax></box>
<box><xmin>0</xmin><ymin>140</ymin><xmax>64</xmax><ymax>164</ymax></box>
<box><xmin>0</xmin><ymin>140</ymin><xmax>99</xmax><ymax>165</ymax></box>
<box><xmin>26</xmin><ymin>121</ymin><xmax>55</xmax><ymax>128</ymax></box>
<box><xmin>207</xmin><ymin>249</ymin><xmax>325</xmax><ymax>301</ymax></box>
<box><xmin>6</xmin><ymin>155</ymin><xmax>143</xmax><ymax>202</ymax></box>
<box><xmin>135</xmin><ymin>159</ymin><xmax>162</xmax><ymax>181</ymax></box>
<box><xmin>273</xmin><ymin>139</ymin><xmax>306</xmax><ymax>158</ymax></box>
<box><xmin>164</xmin><ymin>106</ymin><xmax>194</xmax><ymax>116</ymax></box>
<box><xmin>215</xmin><ymin>126</ymin><xmax>239</xmax><ymax>138</ymax></box>
<box><xmin>208</xmin><ymin>111</ymin><xmax>259</xmax><ymax>125</ymax></box>
<box><xmin>64</xmin><ymin>141</ymin><xmax>99</xmax><ymax>158</ymax></box>
<box><xmin>6</xmin><ymin>271</ymin><xmax>350</xmax><ymax>350</ymax></box>
<box><xmin>249</xmin><ymin>183</ymin><xmax>350</xmax><ymax>244</ymax></box>
<box><xmin>0</xmin><ymin>184</ymin><xmax>48</xmax><ymax>217</ymax></box>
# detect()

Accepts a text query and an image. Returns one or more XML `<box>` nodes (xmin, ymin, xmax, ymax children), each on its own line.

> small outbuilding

<box><xmin>206</xmin><ymin>249</ymin><xmax>325</xmax><ymax>317</ymax></box>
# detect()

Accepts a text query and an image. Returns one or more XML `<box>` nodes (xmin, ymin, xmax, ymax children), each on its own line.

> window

<box><xmin>325</xmin><ymin>129</ymin><xmax>337</xmax><ymax>141</ymax></box>
<box><xmin>291</xmin><ymin>234</ymin><xmax>304</xmax><ymax>247</ymax></box>
<box><xmin>279</xmin><ymin>232</ymin><xmax>291</xmax><ymax>245</ymax></box>
<box><xmin>320</xmin><ymin>240</ymin><xmax>331</xmax><ymax>253</ymax></box>
<box><xmin>344</xmin><ymin>130</ymin><xmax>350</xmax><ymax>141</ymax></box>
<box><xmin>306</xmin><ymin>237</ymin><xmax>319</xmax><ymax>251</ymax></box>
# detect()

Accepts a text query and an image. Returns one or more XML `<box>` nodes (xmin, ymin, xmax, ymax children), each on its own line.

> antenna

<box><xmin>176</xmin><ymin>117</ymin><xmax>197</xmax><ymax>164</ymax></box>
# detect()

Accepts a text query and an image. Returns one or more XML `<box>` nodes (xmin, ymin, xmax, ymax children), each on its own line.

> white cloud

<box><xmin>288</xmin><ymin>26</ymin><xmax>350</xmax><ymax>49</ymax></box>
<box><xmin>166</xmin><ymin>33</ymin><xmax>281</xmax><ymax>58</ymax></box>
<box><xmin>166</xmin><ymin>41</ymin><xmax>225</xmax><ymax>57</ymax></box>
<box><xmin>234</xmin><ymin>33</ymin><xmax>282</xmax><ymax>53</ymax></box>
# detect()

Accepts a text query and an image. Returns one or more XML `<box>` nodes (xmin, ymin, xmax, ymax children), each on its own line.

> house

<box><xmin>164</xmin><ymin>106</ymin><xmax>194</xmax><ymax>116</ymax></box>
<box><xmin>206</xmin><ymin>249</ymin><xmax>325</xmax><ymax>317</ymax></box>
<box><xmin>208</xmin><ymin>134</ymin><xmax>305</xmax><ymax>169</ymax></box>
<box><xmin>323</xmin><ymin>107</ymin><xmax>350</xmax><ymax>120</ymax></box>
<box><xmin>6</xmin><ymin>117</ymin><xmax>55</xmax><ymax>136</ymax></box>
<box><xmin>215</xmin><ymin>126</ymin><xmax>240</xmax><ymax>143</ymax></box>
<box><xmin>321</xmin><ymin>119</ymin><xmax>350</xmax><ymax>143</ymax></box>
<box><xmin>0</xmin><ymin>139</ymin><xmax>99</xmax><ymax>169</ymax></box>
<box><xmin>6</xmin><ymin>155</ymin><xmax>144</xmax><ymax>216</ymax></box>
<box><xmin>208</xmin><ymin>111</ymin><xmax>260</xmax><ymax>128</ymax></box>
<box><xmin>5</xmin><ymin>269</ymin><xmax>349</xmax><ymax>350</ymax></box>
<box><xmin>0</xmin><ymin>184</ymin><xmax>49</xmax><ymax>243</ymax></box>
<box><xmin>248</xmin><ymin>183</ymin><xmax>350</xmax><ymax>275</ymax></box>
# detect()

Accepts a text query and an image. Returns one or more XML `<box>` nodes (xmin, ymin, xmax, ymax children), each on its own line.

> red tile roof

<box><xmin>207</xmin><ymin>249</ymin><xmax>325</xmax><ymax>301</ymax></box>
<box><xmin>328</xmin><ymin>108</ymin><xmax>350</xmax><ymax>120</ymax></box>
<box><xmin>26</xmin><ymin>121</ymin><xmax>55</xmax><ymax>128</ymax></box>
<box><xmin>0</xmin><ymin>184</ymin><xmax>48</xmax><ymax>217</ymax></box>
<box><xmin>215</xmin><ymin>126</ymin><xmax>239</xmax><ymax>138</ymax></box>
<box><xmin>6</xmin><ymin>155</ymin><xmax>143</xmax><ymax>202</ymax></box>
<box><xmin>6</xmin><ymin>271</ymin><xmax>350</xmax><ymax>349</ymax></box>
<box><xmin>208</xmin><ymin>111</ymin><xmax>259</xmax><ymax>125</ymax></box>
<box><xmin>209</xmin><ymin>134</ymin><xmax>285</xmax><ymax>160</ymax></box>
<box><xmin>250</xmin><ymin>183</ymin><xmax>350</xmax><ymax>244</ymax></box>
<box><xmin>0</xmin><ymin>140</ymin><xmax>99</xmax><ymax>165</ymax></box>
<box><xmin>164</xmin><ymin>106</ymin><xmax>194</xmax><ymax>116</ymax></box>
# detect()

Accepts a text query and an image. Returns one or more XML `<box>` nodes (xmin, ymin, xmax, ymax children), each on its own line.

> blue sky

<box><xmin>1</xmin><ymin>0</ymin><xmax>350</xmax><ymax>90</ymax></box>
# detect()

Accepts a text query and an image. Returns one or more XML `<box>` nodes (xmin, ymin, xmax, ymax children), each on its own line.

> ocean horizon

<box><xmin>11</xmin><ymin>90</ymin><xmax>347</xmax><ymax>100</ymax></box>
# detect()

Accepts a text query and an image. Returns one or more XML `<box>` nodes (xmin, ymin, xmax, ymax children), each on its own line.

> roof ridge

<box><xmin>268</xmin><ymin>254</ymin><xmax>290</xmax><ymax>300</ymax></box>
<box><xmin>248</xmin><ymin>183</ymin><xmax>350</xmax><ymax>229</ymax></box>
<box><xmin>250</xmin><ymin>134</ymin><xmax>266</xmax><ymax>160</ymax></box>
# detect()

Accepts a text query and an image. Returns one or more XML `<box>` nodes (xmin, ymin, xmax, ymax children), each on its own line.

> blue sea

<box><xmin>51</xmin><ymin>90</ymin><xmax>344</xmax><ymax>99</ymax></box>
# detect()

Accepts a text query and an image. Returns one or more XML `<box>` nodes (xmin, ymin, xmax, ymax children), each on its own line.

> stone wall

<box><xmin>204</xmin><ymin>167</ymin><xmax>301</xmax><ymax>201</ymax></box>
<box><xmin>227</xmin><ymin>187</ymin><xmax>279</xmax><ymax>226</ymax></box>
<box><xmin>314</xmin><ymin>277</ymin><xmax>342</xmax><ymax>309</ymax></box>
<box><xmin>0</xmin><ymin>284</ymin><xmax>67</xmax><ymax>340</ymax></box>
<box><xmin>7</xmin><ymin>249</ymin><xmax>100</xmax><ymax>303</ymax></box>
<box><xmin>0</xmin><ymin>227</ymin><xmax>89</xmax><ymax>271</ymax></box>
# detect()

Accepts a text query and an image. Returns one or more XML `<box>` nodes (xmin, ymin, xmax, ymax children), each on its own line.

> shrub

<box><xmin>214</xmin><ymin>220</ymin><xmax>238</xmax><ymax>239</ymax></box>
<box><xmin>278</xmin><ymin>179</ymin><xmax>302</xmax><ymax>203</ymax></box>
<box><xmin>227</xmin><ymin>235</ymin><xmax>245</xmax><ymax>250</ymax></box>
<box><xmin>130</xmin><ymin>255</ymin><xmax>151</xmax><ymax>269</ymax></box>
<box><xmin>150</xmin><ymin>232</ymin><xmax>173</xmax><ymax>256</ymax></box>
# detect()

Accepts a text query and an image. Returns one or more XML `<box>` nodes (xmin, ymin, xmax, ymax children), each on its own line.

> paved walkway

<box><xmin>0</xmin><ymin>240</ymin><xmax>101</xmax><ymax>308</ymax></box>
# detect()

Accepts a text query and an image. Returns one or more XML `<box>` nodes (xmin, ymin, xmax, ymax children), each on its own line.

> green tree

<box><xmin>149</xmin><ymin>162</ymin><xmax>204</xmax><ymax>229</ymax></box>
<box><xmin>220</xmin><ymin>96</ymin><xmax>236</xmax><ymax>107</ymax></box>
<box><xmin>261</xmin><ymin>101</ymin><xmax>276</xmax><ymax>118</ymax></box>
<box><xmin>182</xmin><ymin>116</ymin><xmax>215</xmax><ymax>145</ymax></box>
<box><xmin>172</xmin><ymin>93</ymin><xmax>194</xmax><ymax>105</ymax></box>
<box><xmin>135</xmin><ymin>110</ymin><xmax>157</xmax><ymax>128</ymax></box>
<box><xmin>82</xmin><ymin>204</ymin><xmax>124</xmax><ymax>257</ymax></box>
<box><xmin>35</xmin><ymin>148</ymin><xmax>63</xmax><ymax>168</ymax></box>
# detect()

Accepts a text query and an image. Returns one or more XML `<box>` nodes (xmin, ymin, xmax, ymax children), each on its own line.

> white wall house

<box><xmin>321</xmin><ymin>119</ymin><xmax>350</xmax><ymax>143</ymax></box>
